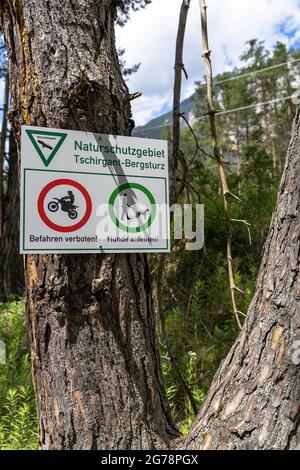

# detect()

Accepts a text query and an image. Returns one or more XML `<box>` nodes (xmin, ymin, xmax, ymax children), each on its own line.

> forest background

<box><xmin>0</xmin><ymin>0</ymin><xmax>300</xmax><ymax>449</ymax></box>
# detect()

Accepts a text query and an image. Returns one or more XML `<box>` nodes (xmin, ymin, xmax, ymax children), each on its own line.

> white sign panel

<box><xmin>20</xmin><ymin>126</ymin><xmax>170</xmax><ymax>253</ymax></box>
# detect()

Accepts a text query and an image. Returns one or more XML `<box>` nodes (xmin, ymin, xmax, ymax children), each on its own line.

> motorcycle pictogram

<box><xmin>47</xmin><ymin>190</ymin><xmax>79</xmax><ymax>220</ymax></box>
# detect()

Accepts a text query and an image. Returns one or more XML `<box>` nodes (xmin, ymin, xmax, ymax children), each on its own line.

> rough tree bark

<box><xmin>0</xmin><ymin>72</ymin><xmax>9</xmax><ymax>300</ymax></box>
<box><xmin>183</xmin><ymin>109</ymin><xmax>300</xmax><ymax>450</ymax></box>
<box><xmin>1</xmin><ymin>0</ymin><xmax>178</xmax><ymax>449</ymax></box>
<box><xmin>1</xmin><ymin>129</ymin><xmax>24</xmax><ymax>299</ymax></box>
<box><xmin>0</xmin><ymin>72</ymin><xmax>8</xmax><ymax>240</ymax></box>
<box><xmin>1</xmin><ymin>0</ymin><xmax>299</xmax><ymax>452</ymax></box>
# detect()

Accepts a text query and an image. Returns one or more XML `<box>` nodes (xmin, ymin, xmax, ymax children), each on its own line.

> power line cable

<box><xmin>198</xmin><ymin>57</ymin><xmax>300</xmax><ymax>88</ymax></box>
<box><xmin>136</xmin><ymin>95</ymin><xmax>295</xmax><ymax>133</ymax></box>
<box><xmin>213</xmin><ymin>95</ymin><xmax>294</xmax><ymax>117</ymax></box>
<box><xmin>134</xmin><ymin>58</ymin><xmax>300</xmax><ymax>134</ymax></box>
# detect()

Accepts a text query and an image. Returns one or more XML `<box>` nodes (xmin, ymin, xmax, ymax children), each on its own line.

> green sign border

<box><xmin>26</xmin><ymin>129</ymin><xmax>67</xmax><ymax>167</ymax></box>
<box><xmin>22</xmin><ymin>169</ymin><xmax>169</xmax><ymax>252</ymax></box>
<box><xmin>109</xmin><ymin>182</ymin><xmax>156</xmax><ymax>233</ymax></box>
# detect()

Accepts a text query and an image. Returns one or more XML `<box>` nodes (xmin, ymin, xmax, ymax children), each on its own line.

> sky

<box><xmin>116</xmin><ymin>0</ymin><xmax>300</xmax><ymax>126</ymax></box>
<box><xmin>1</xmin><ymin>0</ymin><xmax>300</xmax><ymax>129</ymax></box>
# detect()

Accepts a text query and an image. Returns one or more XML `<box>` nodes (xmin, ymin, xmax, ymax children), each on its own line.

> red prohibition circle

<box><xmin>37</xmin><ymin>179</ymin><xmax>92</xmax><ymax>233</ymax></box>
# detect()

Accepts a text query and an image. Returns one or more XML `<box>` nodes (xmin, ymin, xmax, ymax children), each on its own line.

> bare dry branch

<box><xmin>179</xmin><ymin>112</ymin><xmax>247</xmax><ymax>167</ymax></box>
<box><xmin>171</xmin><ymin>0</ymin><xmax>191</xmax><ymax>205</ymax></box>
<box><xmin>127</xmin><ymin>92</ymin><xmax>142</xmax><ymax>101</ymax></box>
<box><xmin>231</xmin><ymin>219</ymin><xmax>252</xmax><ymax>245</ymax></box>
<box><xmin>156</xmin><ymin>0</ymin><xmax>198</xmax><ymax>417</ymax></box>
<box><xmin>156</xmin><ymin>254</ymin><xmax>198</xmax><ymax>415</ymax></box>
<box><xmin>199</xmin><ymin>0</ymin><xmax>245</xmax><ymax>329</ymax></box>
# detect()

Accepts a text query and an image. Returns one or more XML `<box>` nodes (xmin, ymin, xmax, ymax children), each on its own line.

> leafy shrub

<box><xmin>0</xmin><ymin>301</ymin><xmax>38</xmax><ymax>450</ymax></box>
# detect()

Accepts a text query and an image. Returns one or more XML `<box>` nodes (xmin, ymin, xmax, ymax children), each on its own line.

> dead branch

<box><xmin>180</xmin><ymin>112</ymin><xmax>247</xmax><ymax>167</ymax></box>
<box><xmin>199</xmin><ymin>0</ymin><xmax>245</xmax><ymax>329</ymax></box>
<box><xmin>171</xmin><ymin>0</ymin><xmax>191</xmax><ymax>206</ymax></box>
<box><xmin>231</xmin><ymin>219</ymin><xmax>252</xmax><ymax>245</ymax></box>
<box><xmin>155</xmin><ymin>0</ymin><xmax>199</xmax><ymax>416</ymax></box>
<box><xmin>156</xmin><ymin>254</ymin><xmax>198</xmax><ymax>415</ymax></box>
<box><xmin>127</xmin><ymin>92</ymin><xmax>142</xmax><ymax>101</ymax></box>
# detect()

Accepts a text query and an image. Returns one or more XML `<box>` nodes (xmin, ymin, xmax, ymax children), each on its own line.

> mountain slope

<box><xmin>132</xmin><ymin>93</ymin><xmax>196</xmax><ymax>139</ymax></box>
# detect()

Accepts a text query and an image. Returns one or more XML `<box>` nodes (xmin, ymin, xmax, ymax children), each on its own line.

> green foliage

<box><xmin>158</xmin><ymin>40</ymin><xmax>295</xmax><ymax>433</ymax></box>
<box><xmin>0</xmin><ymin>39</ymin><xmax>298</xmax><ymax>446</ymax></box>
<box><xmin>0</xmin><ymin>301</ymin><xmax>38</xmax><ymax>450</ymax></box>
<box><xmin>162</xmin><ymin>350</ymin><xmax>205</xmax><ymax>436</ymax></box>
<box><xmin>0</xmin><ymin>386</ymin><xmax>37</xmax><ymax>450</ymax></box>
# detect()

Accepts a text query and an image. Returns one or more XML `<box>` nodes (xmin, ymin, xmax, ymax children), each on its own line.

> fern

<box><xmin>0</xmin><ymin>387</ymin><xmax>38</xmax><ymax>450</ymax></box>
<box><xmin>0</xmin><ymin>301</ymin><xmax>38</xmax><ymax>450</ymax></box>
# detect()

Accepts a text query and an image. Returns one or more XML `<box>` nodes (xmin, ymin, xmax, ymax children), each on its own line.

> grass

<box><xmin>0</xmin><ymin>300</ymin><xmax>38</xmax><ymax>450</ymax></box>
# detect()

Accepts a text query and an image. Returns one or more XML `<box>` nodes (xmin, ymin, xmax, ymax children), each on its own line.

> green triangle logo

<box><xmin>26</xmin><ymin>129</ymin><xmax>68</xmax><ymax>167</ymax></box>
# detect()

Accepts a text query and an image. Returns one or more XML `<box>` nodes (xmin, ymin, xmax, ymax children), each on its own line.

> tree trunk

<box><xmin>2</xmin><ymin>0</ymin><xmax>300</xmax><ymax>452</ymax></box>
<box><xmin>0</xmin><ymin>73</ymin><xmax>9</xmax><ymax>298</ymax></box>
<box><xmin>0</xmin><ymin>73</ymin><xmax>8</xmax><ymax>240</ymax></box>
<box><xmin>1</xmin><ymin>129</ymin><xmax>24</xmax><ymax>299</ymax></box>
<box><xmin>1</xmin><ymin>0</ymin><xmax>178</xmax><ymax>450</ymax></box>
<box><xmin>183</xmin><ymin>109</ymin><xmax>300</xmax><ymax>450</ymax></box>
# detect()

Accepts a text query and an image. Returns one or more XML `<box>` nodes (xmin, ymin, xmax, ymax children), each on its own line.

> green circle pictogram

<box><xmin>109</xmin><ymin>183</ymin><xmax>156</xmax><ymax>233</ymax></box>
